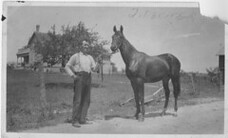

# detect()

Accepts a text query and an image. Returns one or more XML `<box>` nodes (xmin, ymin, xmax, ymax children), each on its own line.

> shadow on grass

<box><xmin>104</xmin><ymin>115</ymin><xmax>135</xmax><ymax>120</ymax></box>
<box><xmin>104</xmin><ymin>112</ymin><xmax>177</xmax><ymax>121</ymax></box>
<box><xmin>145</xmin><ymin>112</ymin><xmax>177</xmax><ymax>118</ymax></box>
<box><xmin>44</xmin><ymin>82</ymin><xmax>102</xmax><ymax>89</ymax></box>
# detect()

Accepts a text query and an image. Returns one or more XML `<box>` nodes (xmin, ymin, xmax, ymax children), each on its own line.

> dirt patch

<box><xmin>23</xmin><ymin>101</ymin><xmax>224</xmax><ymax>134</ymax></box>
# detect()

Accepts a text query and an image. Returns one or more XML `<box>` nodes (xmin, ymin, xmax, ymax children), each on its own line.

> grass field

<box><xmin>6</xmin><ymin>69</ymin><xmax>224</xmax><ymax>131</ymax></box>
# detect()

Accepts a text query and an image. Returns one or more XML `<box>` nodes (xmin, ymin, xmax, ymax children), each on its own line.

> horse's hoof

<box><xmin>160</xmin><ymin>111</ymin><xmax>166</xmax><ymax>116</ymax></box>
<box><xmin>138</xmin><ymin>117</ymin><xmax>144</xmax><ymax>122</ymax></box>
<box><xmin>135</xmin><ymin>112</ymin><xmax>140</xmax><ymax>119</ymax></box>
<box><xmin>173</xmin><ymin>112</ymin><xmax>178</xmax><ymax>117</ymax></box>
<box><xmin>135</xmin><ymin>114</ymin><xmax>138</xmax><ymax>120</ymax></box>
<box><xmin>138</xmin><ymin>114</ymin><xmax>144</xmax><ymax>122</ymax></box>
<box><xmin>161</xmin><ymin>108</ymin><xmax>167</xmax><ymax>116</ymax></box>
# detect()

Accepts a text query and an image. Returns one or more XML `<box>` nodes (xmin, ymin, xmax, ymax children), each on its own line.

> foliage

<box><xmin>60</xmin><ymin>22</ymin><xmax>109</xmax><ymax>66</ymax></box>
<box><xmin>33</xmin><ymin>25</ymin><xmax>61</xmax><ymax>66</ymax></box>
<box><xmin>206</xmin><ymin>67</ymin><xmax>220</xmax><ymax>85</ymax></box>
<box><xmin>34</xmin><ymin>22</ymin><xmax>110</xmax><ymax>67</ymax></box>
<box><xmin>7</xmin><ymin>62</ymin><xmax>16</xmax><ymax>70</ymax></box>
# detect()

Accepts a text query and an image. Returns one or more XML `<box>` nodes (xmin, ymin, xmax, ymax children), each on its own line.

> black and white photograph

<box><xmin>1</xmin><ymin>0</ymin><xmax>227</xmax><ymax>137</ymax></box>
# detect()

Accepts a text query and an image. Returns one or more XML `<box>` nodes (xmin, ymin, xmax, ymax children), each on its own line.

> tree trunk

<box><xmin>61</xmin><ymin>55</ymin><xmax>66</xmax><ymax>67</ymax></box>
<box><xmin>101</xmin><ymin>62</ymin><xmax>104</xmax><ymax>82</ymax></box>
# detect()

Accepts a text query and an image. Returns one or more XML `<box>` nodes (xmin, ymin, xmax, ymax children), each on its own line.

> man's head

<box><xmin>81</xmin><ymin>40</ymin><xmax>89</xmax><ymax>54</ymax></box>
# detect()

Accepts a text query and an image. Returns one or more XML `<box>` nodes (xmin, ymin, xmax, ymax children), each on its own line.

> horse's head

<box><xmin>111</xmin><ymin>25</ymin><xmax>124</xmax><ymax>54</ymax></box>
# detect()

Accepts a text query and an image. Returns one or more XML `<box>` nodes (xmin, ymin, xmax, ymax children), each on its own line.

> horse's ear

<box><xmin>113</xmin><ymin>26</ymin><xmax>117</xmax><ymax>33</ymax></box>
<box><xmin>120</xmin><ymin>25</ymin><xmax>123</xmax><ymax>33</ymax></box>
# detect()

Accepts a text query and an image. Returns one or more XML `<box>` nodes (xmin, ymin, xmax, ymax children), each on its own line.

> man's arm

<box><xmin>92</xmin><ymin>63</ymin><xmax>100</xmax><ymax>72</ymax></box>
<box><xmin>90</xmin><ymin>55</ymin><xmax>102</xmax><ymax>72</ymax></box>
<box><xmin>65</xmin><ymin>54</ymin><xmax>78</xmax><ymax>80</ymax></box>
<box><xmin>65</xmin><ymin>64</ymin><xmax>77</xmax><ymax>79</ymax></box>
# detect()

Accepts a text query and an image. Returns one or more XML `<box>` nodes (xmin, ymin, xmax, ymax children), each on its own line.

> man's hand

<box><xmin>71</xmin><ymin>74</ymin><xmax>79</xmax><ymax>80</ymax></box>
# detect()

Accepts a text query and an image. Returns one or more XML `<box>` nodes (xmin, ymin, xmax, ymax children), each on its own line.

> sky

<box><xmin>4</xmin><ymin>1</ymin><xmax>227</xmax><ymax>73</ymax></box>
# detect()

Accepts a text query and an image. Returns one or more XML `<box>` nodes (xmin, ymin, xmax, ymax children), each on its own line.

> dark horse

<box><xmin>111</xmin><ymin>26</ymin><xmax>181</xmax><ymax>121</ymax></box>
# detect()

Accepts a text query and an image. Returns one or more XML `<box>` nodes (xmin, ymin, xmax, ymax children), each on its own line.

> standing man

<box><xmin>65</xmin><ymin>40</ymin><xmax>101</xmax><ymax>128</ymax></box>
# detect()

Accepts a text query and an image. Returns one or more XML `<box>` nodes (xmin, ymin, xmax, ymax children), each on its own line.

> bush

<box><xmin>206</xmin><ymin>67</ymin><xmax>220</xmax><ymax>86</ymax></box>
<box><xmin>7</xmin><ymin>62</ymin><xmax>16</xmax><ymax>70</ymax></box>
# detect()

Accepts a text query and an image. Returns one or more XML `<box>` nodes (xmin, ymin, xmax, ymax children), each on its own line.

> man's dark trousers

<box><xmin>72</xmin><ymin>71</ymin><xmax>91</xmax><ymax>124</ymax></box>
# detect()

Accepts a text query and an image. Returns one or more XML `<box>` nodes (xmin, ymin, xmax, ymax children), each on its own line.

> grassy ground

<box><xmin>6</xmin><ymin>69</ymin><xmax>224</xmax><ymax>131</ymax></box>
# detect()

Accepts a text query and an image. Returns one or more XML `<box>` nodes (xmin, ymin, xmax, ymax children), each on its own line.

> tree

<box><xmin>206</xmin><ymin>67</ymin><xmax>219</xmax><ymax>85</ymax></box>
<box><xmin>34</xmin><ymin>25</ymin><xmax>61</xmax><ymax>67</ymax></box>
<box><xmin>34</xmin><ymin>22</ymin><xmax>109</xmax><ymax>67</ymax></box>
<box><xmin>60</xmin><ymin>22</ymin><xmax>109</xmax><ymax>66</ymax></box>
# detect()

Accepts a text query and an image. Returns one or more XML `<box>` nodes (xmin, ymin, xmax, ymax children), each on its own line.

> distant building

<box><xmin>216</xmin><ymin>46</ymin><xmax>224</xmax><ymax>85</ymax></box>
<box><xmin>99</xmin><ymin>54</ymin><xmax>114</xmax><ymax>74</ymax></box>
<box><xmin>17</xmin><ymin>25</ymin><xmax>50</xmax><ymax>67</ymax></box>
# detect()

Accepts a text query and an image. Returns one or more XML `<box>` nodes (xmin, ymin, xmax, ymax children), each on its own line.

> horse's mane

<box><xmin>121</xmin><ymin>35</ymin><xmax>138</xmax><ymax>53</ymax></box>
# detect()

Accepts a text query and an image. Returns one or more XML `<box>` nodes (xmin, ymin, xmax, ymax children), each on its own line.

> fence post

<box><xmin>101</xmin><ymin>57</ymin><xmax>104</xmax><ymax>82</ymax></box>
<box><xmin>219</xmin><ymin>70</ymin><xmax>223</xmax><ymax>92</ymax></box>
<box><xmin>190</xmin><ymin>73</ymin><xmax>197</xmax><ymax>95</ymax></box>
<box><xmin>38</xmin><ymin>61</ymin><xmax>49</xmax><ymax>118</ymax></box>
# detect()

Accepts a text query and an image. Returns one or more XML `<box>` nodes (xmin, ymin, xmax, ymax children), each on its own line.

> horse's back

<box><xmin>126</xmin><ymin>52</ymin><xmax>180</xmax><ymax>82</ymax></box>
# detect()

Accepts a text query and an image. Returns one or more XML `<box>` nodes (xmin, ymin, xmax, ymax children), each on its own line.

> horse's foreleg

<box><xmin>137</xmin><ymin>81</ymin><xmax>145</xmax><ymax>122</ymax></box>
<box><xmin>130</xmin><ymin>81</ymin><xmax>140</xmax><ymax>119</ymax></box>
<box><xmin>161</xmin><ymin>78</ymin><xmax>170</xmax><ymax>116</ymax></box>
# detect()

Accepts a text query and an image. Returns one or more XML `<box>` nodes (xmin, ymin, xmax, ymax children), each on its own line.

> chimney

<box><xmin>36</xmin><ymin>25</ymin><xmax>40</xmax><ymax>32</ymax></box>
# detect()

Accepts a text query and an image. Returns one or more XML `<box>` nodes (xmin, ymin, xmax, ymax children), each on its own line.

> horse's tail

<box><xmin>167</xmin><ymin>54</ymin><xmax>181</xmax><ymax>96</ymax></box>
<box><xmin>171</xmin><ymin>74</ymin><xmax>181</xmax><ymax>96</ymax></box>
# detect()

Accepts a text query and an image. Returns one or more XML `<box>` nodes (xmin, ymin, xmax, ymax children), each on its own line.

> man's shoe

<box><xmin>79</xmin><ymin>120</ymin><xmax>93</xmax><ymax>125</ymax></box>
<box><xmin>65</xmin><ymin>118</ymin><xmax>72</xmax><ymax>123</ymax></box>
<box><xmin>85</xmin><ymin>117</ymin><xmax>90</xmax><ymax>121</ymax></box>
<box><xmin>72</xmin><ymin>122</ymin><xmax>81</xmax><ymax>128</ymax></box>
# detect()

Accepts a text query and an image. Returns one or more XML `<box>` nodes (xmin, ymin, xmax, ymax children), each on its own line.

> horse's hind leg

<box><xmin>161</xmin><ymin>77</ymin><xmax>170</xmax><ymax>116</ymax></box>
<box><xmin>171</xmin><ymin>75</ymin><xmax>181</xmax><ymax>113</ymax></box>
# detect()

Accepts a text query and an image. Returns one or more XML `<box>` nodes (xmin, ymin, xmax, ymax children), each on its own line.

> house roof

<box><xmin>28</xmin><ymin>32</ymin><xmax>50</xmax><ymax>45</ymax></box>
<box><xmin>17</xmin><ymin>47</ymin><xmax>30</xmax><ymax>56</ymax></box>
<box><xmin>17</xmin><ymin>31</ymin><xmax>50</xmax><ymax>56</ymax></box>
